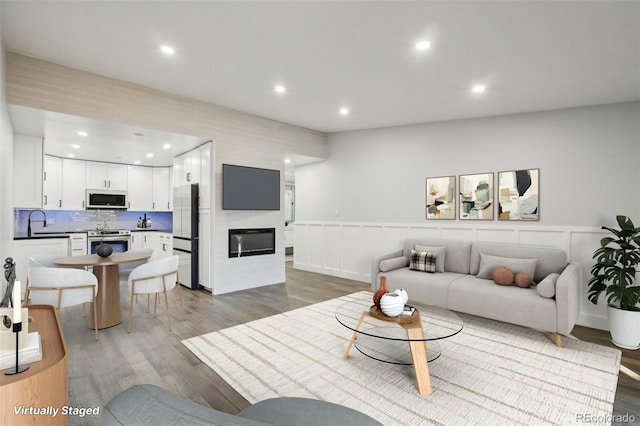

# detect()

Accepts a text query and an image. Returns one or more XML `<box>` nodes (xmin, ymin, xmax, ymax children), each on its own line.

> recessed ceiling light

<box><xmin>339</xmin><ymin>107</ymin><xmax>350</xmax><ymax>116</ymax></box>
<box><xmin>415</xmin><ymin>40</ymin><xmax>431</xmax><ymax>51</ymax></box>
<box><xmin>284</xmin><ymin>159</ymin><xmax>291</xmax><ymax>164</ymax></box>
<box><xmin>77</xmin><ymin>131</ymin><xmax>88</xmax><ymax>137</ymax></box>
<box><xmin>71</xmin><ymin>144</ymin><xmax>80</xmax><ymax>149</ymax></box>
<box><xmin>162</xmin><ymin>144</ymin><xmax>171</xmax><ymax>149</ymax></box>
<box><xmin>160</xmin><ymin>45</ymin><xmax>175</xmax><ymax>55</ymax></box>
<box><xmin>146</xmin><ymin>153</ymin><xmax>154</xmax><ymax>158</ymax></box>
<box><xmin>274</xmin><ymin>85</ymin><xmax>286</xmax><ymax>94</ymax></box>
<box><xmin>67</xmin><ymin>153</ymin><xmax>75</xmax><ymax>158</ymax></box>
<box><xmin>134</xmin><ymin>160</ymin><xmax>141</xmax><ymax>165</ymax></box>
<box><xmin>471</xmin><ymin>84</ymin><xmax>487</xmax><ymax>94</ymax></box>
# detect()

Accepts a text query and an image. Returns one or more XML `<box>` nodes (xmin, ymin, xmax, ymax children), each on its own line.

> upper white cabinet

<box><xmin>153</xmin><ymin>167</ymin><xmax>171</xmax><ymax>211</ymax></box>
<box><xmin>127</xmin><ymin>165</ymin><xmax>154</xmax><ymax>210</ymax></box>
<box><xmin>43</xmin><ymin>155</ymin><xmax>63</xmax><ymax>210</ymax></box>
<box><xmin>61</xmin><ymin>158</ymin><xmax>86</xmax><ymax>210</ymax></box>
<box><xmin>173</xmin><ymin>149</ymin><xmax>201</xmax><ymax>186</ymax></box>
<box><xmin>199</xmin><ymin>143</ymin><xmax>212</xmax><ymax>209</ymax></box>
<box><xmin>86</xmin><ymin>161</ymin><xmax>128</xmax><ymax>190</ymax></box>
<box><xmin>13</xmin><ymin>135</ymin><xmax>43</xmax><ymax>209</ymax></box>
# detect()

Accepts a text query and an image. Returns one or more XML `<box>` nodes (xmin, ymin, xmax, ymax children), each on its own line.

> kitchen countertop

<box><xmin>14</xmin><ymin>234</ymin><xmax>72</xmax><ymax>240</ymax></box>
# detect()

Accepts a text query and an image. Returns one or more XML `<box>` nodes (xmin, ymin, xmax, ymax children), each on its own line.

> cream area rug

<box><xmin>182</xmin><ymin>292</ymin><xmax>621</xmax><ymax>425</ymax></box>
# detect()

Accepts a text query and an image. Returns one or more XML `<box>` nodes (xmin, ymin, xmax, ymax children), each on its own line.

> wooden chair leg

<box><xmin>93</xmin><ymin>299</ymin><xmax>99</xmax><ymax>341</ymax></box>
<box><xmin>82</xmin><ymin>303</ymin><xmax>86</xmax><ymax>318</ymax></box>
<box><xmin>176</xmin><ymin>283</ymin><xmax>186</xmax><ymax>321</ymax></box>
<box><xmin>153</xmin><ymin>293</ymin><xmax>158</xmax><ymax>318</ymax></box>
<box><xmin>128</xmin><ymin>289</ymin><xmax>135</xmax><ymax>333</ymax></box>
<box><xmin>147</xmin><ymin>294</ymin><xmax>151</xmax><ymax>313</ymax></box>
<box><xmin>164</xmin><ymin>289</ymin><xmax>172</xmax><ymax>331</ymax></box>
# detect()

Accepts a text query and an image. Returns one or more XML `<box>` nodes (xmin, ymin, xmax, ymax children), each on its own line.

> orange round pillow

<box><xmin>492</xmin><ymin>266</ymin><xmax>514</xmax><ymax>286</ymax></box>
<box><xmin>515</xmin><ymin>272</ymin><xmax>534</xmax><ymax>288</ymax></box>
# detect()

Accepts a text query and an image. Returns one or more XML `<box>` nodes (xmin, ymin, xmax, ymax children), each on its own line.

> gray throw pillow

<box><xmin>379</xmin><ymin>256</ymin><xmax>409</xmax><ymax>272</ymax></box>
<box><xmin>537</xmin><ymin>273</ymin><xmax>559</xmax><ymax>298</ymax></box>
<box><xmin>476</xmin><ymin>253</ymin><xmax>537</xmax><ymax>280</ymax></box>
<box><xmin>414</xmin><ymin>245</ymin><xmax>446</xmax><ymax>272</ymax></box>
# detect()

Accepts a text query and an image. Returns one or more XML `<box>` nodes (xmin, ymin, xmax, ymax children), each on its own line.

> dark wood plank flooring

<box><xmin>58</xmin><ymin>263</ymin><xmax>639</xmax><ymax>425</ymax></box>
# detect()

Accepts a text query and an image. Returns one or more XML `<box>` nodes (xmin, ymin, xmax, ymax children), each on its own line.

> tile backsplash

<box><xmin>14</xmin><ymin>209</ymin><xmax>172</xmax><ymax>237</ymax></box>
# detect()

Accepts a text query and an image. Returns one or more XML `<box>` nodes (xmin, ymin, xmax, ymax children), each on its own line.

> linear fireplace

<box><xmin>228</xmin><ymin>228</ymin><xmax>276</xmax><ymax>258</ymax></box>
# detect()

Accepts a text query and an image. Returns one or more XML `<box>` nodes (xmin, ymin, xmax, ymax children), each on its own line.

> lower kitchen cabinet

<box><xmin>12</xmin><ymin>238</ymin><xmax>70</xmax><ymax>289</ymax></box>
<box><xmin>130</xmin><ymin>231</ymin><xmax>172</xmax><ymax>259</ymax></box>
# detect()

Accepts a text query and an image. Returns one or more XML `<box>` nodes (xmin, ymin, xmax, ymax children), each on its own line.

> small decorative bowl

<box><xmin>379</xmin><ymin>293</ymin><xmax>405</xmax><ymax>317</ymax></box>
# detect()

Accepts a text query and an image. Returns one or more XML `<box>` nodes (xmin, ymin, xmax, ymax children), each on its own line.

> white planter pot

<box><xmin>607</xmin><ymin>305</ymin><xmax>640</xmax><ymax>350</ymax></box>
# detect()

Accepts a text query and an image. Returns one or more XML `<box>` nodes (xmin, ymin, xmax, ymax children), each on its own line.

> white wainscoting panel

<box><xmin>294</xmin><ymin>221</ymin><xmax>610</xmax><ymax>330</ymax></box>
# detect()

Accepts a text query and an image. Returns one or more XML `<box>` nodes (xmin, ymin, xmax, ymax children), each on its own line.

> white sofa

<box><xmin>371</xmin><ymin>239</ymin><xmax>581</xmax><ymax>347</ymax></box>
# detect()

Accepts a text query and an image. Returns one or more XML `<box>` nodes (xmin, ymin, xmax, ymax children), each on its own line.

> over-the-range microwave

<box><xmin>86</xmin><ymin>190</ymin><xmax>128</xmax><ymax>209</ymax></box>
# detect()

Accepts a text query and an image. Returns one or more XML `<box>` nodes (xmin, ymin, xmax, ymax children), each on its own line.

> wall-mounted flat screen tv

<box><xmin>222</xmin><ymin>164</ymin><xmax>280</xmax><ymax>210</ymax></box>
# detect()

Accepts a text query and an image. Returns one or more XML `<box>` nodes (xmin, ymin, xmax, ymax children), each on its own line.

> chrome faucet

<box><xmin>27</xmin><ymin>209</ymin><xmax>47</xmax><ymax>238</ymax></box>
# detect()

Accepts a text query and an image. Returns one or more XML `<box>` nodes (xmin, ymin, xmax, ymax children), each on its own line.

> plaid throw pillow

<box><xmin>409</xmin><ymin>249</ymin><xmax>437</xmax><ymax>273</ymax></box>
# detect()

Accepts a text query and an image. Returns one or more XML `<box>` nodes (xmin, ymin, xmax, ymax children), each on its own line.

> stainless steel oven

<box><xmin>87</xmin><ymin>230</ymin><xmax>131</xmax><ymax>254</ymax></box>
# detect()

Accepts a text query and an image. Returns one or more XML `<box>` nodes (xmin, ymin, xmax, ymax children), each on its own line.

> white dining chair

<box><xmin>118</xmin><ymin>248</ymin><xmax>156</xmax><ymax>307</ymax></box>
<box><xmin>127</xmin><ymin>255</ymin><xmax>184</xmax><ymax>333</ymax></box>
<box><xmin>25</xmin><ymin>266</ymin><xmax>99</xmax><ymax>340</ymax></box>
<box><xmin>28</xmin><ymin>254</ymin><xmax>60</xmax><ymax>267</ymax></box>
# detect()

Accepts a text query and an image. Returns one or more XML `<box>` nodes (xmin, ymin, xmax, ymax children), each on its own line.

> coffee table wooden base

<box><xmin>343</xmin><ymin>310</ymin><xmax>433</xmax><ymax>396</ymax></box>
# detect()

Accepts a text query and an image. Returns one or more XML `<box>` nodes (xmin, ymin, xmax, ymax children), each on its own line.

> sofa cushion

<box><xmin>537</xmin><ymin>273</ymin><xmax>559</xmax><ymax>298</ymax></box>
<box><xmin>379</xmin><ymin>256</ymin><xmax>409</xmax><ymax>272</ymax></box>
<box><xmin>380</xmin><ymin>268</ymin><xmax>465</xmax><ymax>308</ymax></box>
<box><xmin>414</xmin><ymin>245</ymin><xmax>445</xmax><ymax>272</ymax></box>
<box><xmin>409</xmin><ymin>250</ymin><xmax>436</xmax><ymax>273</ymax></box>
<box><xmin>470</xmin><ymin>243</ymin><xmax>567</xmax><ymax>283</ymax></box>
<box><xmin>402</xmin><ymin>240</ymin><xmax>471</xmax><ymax>274</ymax></box>
<box><xmin>477</xmin><ymin>253</ymin><xmax>537</xmax><ymax>280</ymax></box>
<box><xmin>448</xmin><ymin>275</ymin><xmax>557</xmax><ymax>333</ymax></box>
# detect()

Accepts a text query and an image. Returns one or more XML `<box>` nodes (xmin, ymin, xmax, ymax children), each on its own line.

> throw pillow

<box><xmin>379</xmin><ymin>256</ymin><xmax>409</xmax><ymax>272</ymax></box>
<box><xmin>537</xmin><ymin>273</ymin><xmax>559</xmax><ymax>298</ymax></box>
<box><xmin>492</xmin><ymin>266</ymin><xmax>514</xmax><ymax>285</ymax></box>
<box><xmin>414</xmin><ymin>245</ymin><xmax>446</xmax><ymax>272</ymax></box>
<box><xmin>514</xmin><ymin>272</ymin><xmax>534</xmax><ymax>288</ymax></box>
<box><xmin>476</xmin><ymin>253</ymin><xmax>537</xmax><ymax>280</ymax></box>
<box><xmin>409</xmin><ymin>250</ymin><xmax>437</xmax><ymax>273</ymax></box>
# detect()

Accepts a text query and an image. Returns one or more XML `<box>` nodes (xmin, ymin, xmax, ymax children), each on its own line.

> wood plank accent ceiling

<box><xmin>6</xmin><ymin>52</ymin><xmax>328</xmax><ymax>158</ymax></box>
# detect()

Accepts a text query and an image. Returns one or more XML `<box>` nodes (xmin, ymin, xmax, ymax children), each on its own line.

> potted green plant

<box><xmin>588</xmin><ymin>215</ymin><xmax>640</xmax><ymax>349</ymax></box>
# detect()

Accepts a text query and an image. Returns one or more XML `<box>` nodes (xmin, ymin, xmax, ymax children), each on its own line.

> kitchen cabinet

<box><xmin>198</xmin><ymin>209</ymin><xmax>211</xmax><ymax>288</ymax></box>
<box><xmin>68</xmin><ymin>232</ymin><xmax>87</xmax><ymax>256</ymax></box>
<box><xmin>173</xmin><ymin>149</ymin><xmax>201</xmax><ymax>186</ymax></box>
<box><xmin>43</xmin><ymin>155</ymin><xmax>63</xmax><ymax>210</ymax></box>
<box><xmin>86</xmin><ymin>161</ymin><xmax>127</xmax><ymax>190</ymax></box>
<box><xmin>131</xmin><ymin>231</ymin><xmax>172</xmax><ymax>259</ymax></box>
<box><xmin>157</xmin><ymin>233</ymin><xmax>173</xmax><ymax>259</ymax></box>
<box><xmin>13</xmin><ymin>135</ymin><xmax>43</xmax><ymax>209</ymax></box>
<box><xmin>153</xmin><ymin>167</ymin><xmax>171</xmax><ymax>211</ymax></box>
<box><xmin>12</xmin><ymin>237</ymin><xmax>70</xmax><ymax>287</ymax></box>
<box><xmin>127</xmin><ymin>165</ymin><xmax>154</xmax><ymax>210</ymax></box>
<box><xmin>199</xmin><ymin>143</ymin><xmax>212</xmax><ymax>209</ymax></box>
<box><xmin>284</xmin><ymin>225</ymin><xmax>294</xmax><ymax>249</ymax></box>
<box><xmin>61</xmin><ymin>158</ymin><xmax>86</xmax><ymax>210</ymax></box>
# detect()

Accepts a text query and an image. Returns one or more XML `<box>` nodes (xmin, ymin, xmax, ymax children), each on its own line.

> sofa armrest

<box><xmin>371</xmin><ymin>249</ymin><xmax>403</xmax><ymax>291</ymax></box>
<box><xmin>555</xmin><ymin>262</ymin><xmax>581</xmax><ymax>336</ymax></box>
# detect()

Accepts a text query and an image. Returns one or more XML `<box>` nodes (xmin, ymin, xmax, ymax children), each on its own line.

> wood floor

<box><xmin>59</xmin><ymin>262</ymin><xmax>639</xmax><ymax>425</ymax></box>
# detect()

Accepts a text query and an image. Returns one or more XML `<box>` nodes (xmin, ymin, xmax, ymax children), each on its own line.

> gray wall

<box><xmin>297</xmin><ymin>102</ymin><xmax>640</xmax><ymax>228</ymax></box>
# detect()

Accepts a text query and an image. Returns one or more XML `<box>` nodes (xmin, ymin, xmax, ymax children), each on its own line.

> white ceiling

<box><xmin>2</xmin><ymin>1</ymin><xmax>640</xmax><ymax>162</ymax></box>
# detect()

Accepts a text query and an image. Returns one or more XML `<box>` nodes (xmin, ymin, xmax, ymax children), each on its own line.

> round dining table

<box><xmin>54</xmin><ymin>252</ymin><xmax>151</xmax><ymax>329</ymax></box>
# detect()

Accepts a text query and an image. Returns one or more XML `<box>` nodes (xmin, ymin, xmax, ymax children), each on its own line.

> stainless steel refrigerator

<box><xmin>173</xmin><ymin>183</ymin><xmax>199</xmax><ymax>289</ymax></box>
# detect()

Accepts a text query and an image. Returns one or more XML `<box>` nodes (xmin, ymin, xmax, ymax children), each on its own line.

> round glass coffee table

<box><xmin>335</xmin><ymin>294</ymin><xmax>463</xmax><ymax>395</ymax></box>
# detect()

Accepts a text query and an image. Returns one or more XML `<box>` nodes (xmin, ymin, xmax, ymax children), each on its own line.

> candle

<box><xmin>13</xmin><ymin>280</ymin><xmax>21</xmax><ymax>324</ymax></box>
